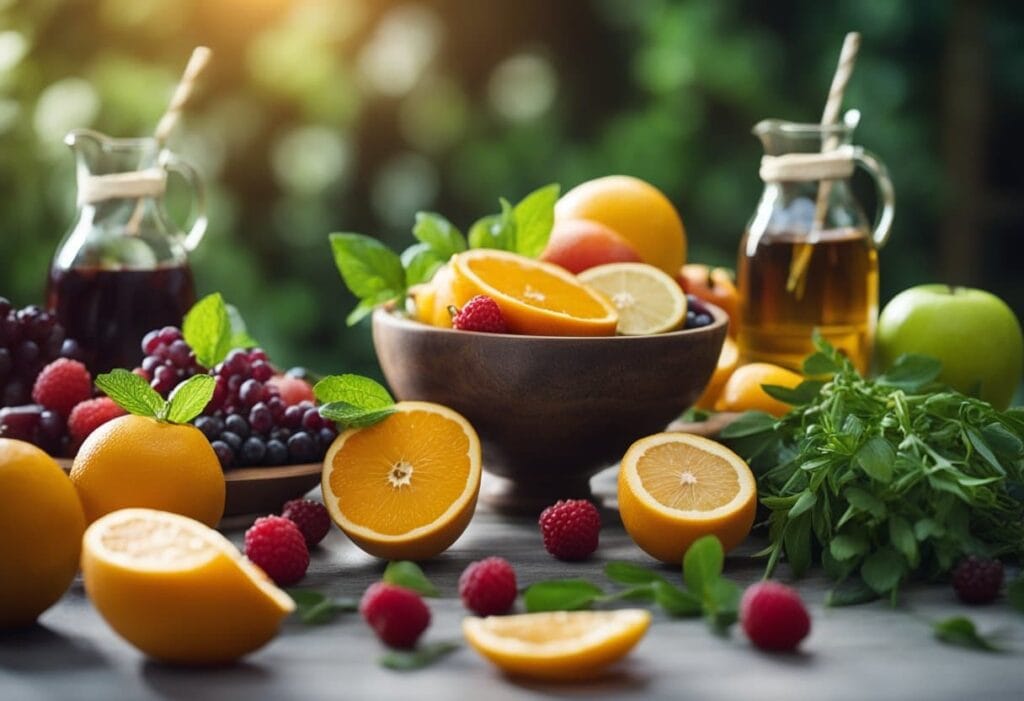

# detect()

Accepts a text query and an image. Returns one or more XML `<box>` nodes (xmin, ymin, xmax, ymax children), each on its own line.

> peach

<box><xmin>540</xmin><ymin>219</ymin><xmax>642</xmax><ymax>274</ymax></box>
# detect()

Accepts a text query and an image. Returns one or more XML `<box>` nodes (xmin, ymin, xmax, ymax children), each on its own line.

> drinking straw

<box><xmin>785</xmin><ymin>32</ymin><xmax>861</xmax><ymax>297</ymax></box>
<box><xmin>126</xmin><ymin>46</ymin><xmax>212</xmax><ymax>235</ymax></box>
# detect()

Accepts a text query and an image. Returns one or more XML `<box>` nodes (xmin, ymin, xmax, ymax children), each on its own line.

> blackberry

<box><xmin>952</xmin><ymin>556</ymin><xmax>1004</xmax><ymax>604</ymax></box>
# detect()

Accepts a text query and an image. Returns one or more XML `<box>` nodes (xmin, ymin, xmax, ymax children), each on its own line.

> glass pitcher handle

<box><xmin>161</xmin><ymin>153</ymin><xmax>208</xmax><ymax>252</ymax></box>
<box><xmin>851</xmin><ymin>147</ymin><xmax>895</xmax><ymax>249</ymax></box>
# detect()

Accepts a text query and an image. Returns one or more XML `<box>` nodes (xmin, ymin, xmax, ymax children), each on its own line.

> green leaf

<box><xmin>412</xmin><ymin>212</ymin><xmax>466</xmax><ymax>260</ymax></box>
<box><xmin>286</xmin><ymin>589</ymin><xmax>358</xmax><ymax>625</ymax></box>
<box><xmin>380</xmin><ymin>641</ymin><xmax>460</xmax><ymax>670</ymax></box>
<box><xmin>888</xmin><ymin>516</ymin><xmax>919</xmax><ymax>567</ymax></box>
<box><xmin>314</xmin><ymin>374</ymin><xmax>394</xmax><ymax>409</ymax></box>
<box><xmin>965</xmin><ymin>427</ymin><xmax>1005</xmax><ymax>475</ymax></box>
<box><xmin>318</xmin><ymin>403</ymin><xmax>396</xmax><ymax>429</ymax></box>
<box><xmin>802</xmin><ymin>351</ymin><xmax>840</xmax><ymax>376</ymax></box>
<box><xmin>719</xmin><ymin>411</ymin><xmax>776</xmax><ymax>438</ymax></box>
<box><xmin>783</xmin><ymin>514</ymin><xmax>812</xmax><ymax>576</ymax></box>
<box><xmin>854</xmin><ymin>436</ymin><xmax>895</xmax><ymax>483</ymax></box>
<box><xmin>914</xmin><ymin>518</ymin><xmax>945</xmax><ymax>541</ymax></box>
<box><xmin>95</xmin><ymin>369</ymin><xmax>166</xmax><ymax>419</ymax></box>
<box><xmin>183</xmin><ymin>292</ymin><xmax>232</xmax><ymax>368</ymax></box>
<box><xmin>788</xmin><ymin>490</ymin><xmax>817</xmax><ymax>519</ymax></box>
<box><xmin>330</xmin><ymin>233</ymin><xmax>406</xmax><ymax>324</ymax></box>
<box><xmin>683</xmin><ymin>535</ymin><xmax>724</xmax><ymax>598</ymax></box>
<box><xmin>860</xmin><ymin>547</ymin><xmax>905</xmax><ymax>594</ymax></box>
<box><xmin>401</xmin><ymin>243</ymin><xmax>446</xmax><ymax>287</ymax></box>
<box><xmin>165</xmin><ymin>375</ymin><xmax>216</xmax><ymax>424</ymax></box>
<box><xmin>877</xmin><ymin>354</ymin><xmax>942</xmax><ymax>391</ymax></box>
<box><xmin>845</xmin><ymin>487</ymin><xmax>886</xmax><ymax>519</ymax></box>
<box><xmin>523</xmin><ymin>580</ymin><xmax>603</xmax><ymax>612</ymax></box>
<box><xmin>467</xmin><ymin>201</ymin><xmax>516</xmax><ymax>251</ymax></box>
<box><xmin>1008</xmin><ymin>577</ymin><xmax>1024</xmax><ymax>614</ymax></box>
<box><xmin>604</xmin><ymin>562</ymin><xmax>668</xmax><ymax>585</ymax></box>
<box><xmin>652</xmin><ymin>581</ymin><xmax>702</xmax><ymax>617</ymax></box>
<box><xmin>829</xmin><ymin>533</ymin><xmax>869</xmax><ymax>561</ymax></box>
<box><xmin>382</xmin><ymin>561</ymin><xmax>439</xmax><ymax>597</ymax></box>
<box><xmin>932</xmin><ymin>616</ymin><xmax>1003</xmax><ymax>652</ymax></box>
<box><xmin>512</xmin><ymin>183</ymin><xmax>559</xmax><ymax>257</ymax></box>
<box><xmin>761</xmin><ymin>380</ymin><xmax>823</xmax><ymax>406</ymax></box>
<box><xmin>825</xmin><ymin>579</ymin><xmax>880</xmax><ymax>607</ymax></box>
<box><xmin>225</xmin><ymin>303</ymin><xmax>258</xmax><ymax>351</ymax></box>
<box><xmin>706</xmin><ymin>578</ymin><xmax>741</xmax><ymax>615</ymax></box>
<box><xmin>287</xmin><ymin>589</ymin><xmax>326</xmax><ymax>607</ymax></box>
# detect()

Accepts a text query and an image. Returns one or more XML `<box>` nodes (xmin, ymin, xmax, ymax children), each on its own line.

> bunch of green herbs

<box><xmin>721</xmin><ymin>336</ymin><xmax>1024</xmax><ymax>603</ymax></box>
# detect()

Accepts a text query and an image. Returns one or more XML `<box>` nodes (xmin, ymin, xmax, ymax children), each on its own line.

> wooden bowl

<box><xmin>372</xmin><ymin>306</ymin><xmax>728</xmax><ymax>513</ymax></box>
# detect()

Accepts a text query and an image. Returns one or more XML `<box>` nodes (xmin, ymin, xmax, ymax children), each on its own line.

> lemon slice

<box><xmin>578</xmin><ymin>262</ymin><xmax>687</xmax><ymax>335</ymax></box>
<box><xmin>82</xmin><ymin>508</ymin><xmax>294</xmax><ymax>664</ymax></box>
<box><xmin>462</xmin><ymin>609</ymin><xmax>651</xmax><ymax>681</ymax></box>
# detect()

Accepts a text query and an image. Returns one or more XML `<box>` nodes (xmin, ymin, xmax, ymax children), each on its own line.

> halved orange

<box><xmin>322</xmin><ymin>401</ymin><xmax>482</xmax><ymax>560</ymax></box>
<box><xmin>618</xmin><ymin>433</ymin><xmax>756</xmax><ymax>564</ymax></box>
<box><xmin>450</xmin><ymin>249</ymin><xmax>618</xmax><ymax>336</ymax></box>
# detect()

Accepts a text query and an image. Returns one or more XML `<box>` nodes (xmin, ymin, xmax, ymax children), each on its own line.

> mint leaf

<box><xmin>319</xmin><ymin>403</ymin><xmax>395</xmax><ymax>429</ymax></box>
<box><xmin>683</xmin><ymin>535</ymin><xmax>724</xmax><ymax>598</ymax></box>
<box><xmin>855</xmin><ymin>437</ymin><xmax>895</xmax><ymax>483</ymax></box>
<box><xmin>330</xmin><ymin>233</ymin><xmax>405</xmax><ymax>325</ymax></box>
<box><xmin>166</xmin><ymin>375</ymin><xmax>216</xmax><ymax>424</ymax></box>
<box><xmin>183</xmin><ymin>293</ymin><xmax>232</xmax><ymax>368</ymax></box>
<box><xmin>652</xmin><ymin>581</ymin><xmax>702</xmax><ymax>617</ymax></box>
<box><xmin>802</xmin><ymin>351</ymin><xmax>840</xmax><ymax>376</ymax></box>
<box><xmin>380</xmin><ymin>641</ymin><xmax>459</xmax><ymax>671</ymax></box>
<box><xmin>314</xmin><ymin>374</ymin><xmax>394</xmax><ymax>409</ymax></box>
<box><xmin>512</xmin><ymin>183</ymin><xmax>559</xmax><ymax>257</ymax></box>
<box><xmin>468</xmin><ymin>200</ymin><xmax>516</xmax><ymax>251</ymax></box>
<box><xmin>286</xmin><ymin>589</ymin><xmax>358</xmax><ymax>625</ymax></box>
<box><xmin>825</xmin><ymin>579</ymin><xmax>879</xmax><ymax>607</ymax></box>
<box><xmin>412</xmin><ymin>212</ymin><xmax>466</xmax><ymax>260</ymax></box>
<box><xmin>524</xmin><ymin>580</ymin><xmax>603</xmax><ymax>612</ymax></box>
<box><xmin>346</xmin><ymin>290</ymin><xmax>397</xmax><ymax>326</ymax></box>
<box><xmin>383</xmin><ymin>561</ymin><xmax>439</xmax><ymax>597</ymax></box>
<box><xmin>95</xmin><ymin>369</ymin><xmax>166</xmax><ymax>419</ymax></box>
<box><xmin>829</xmin><ymin>533</ymin><xmax>869</xmax><ymax>561</ymax></box>
<box><xmin>761</xmin><ymin>380</ymin><xmax>823</xmax><ymax>406</ymax></box>
<box><xmin>933</xmin><ymin>616</ymin><xmax>1003</xmax><ymax>652</ymax></box>
<box><xmin>226</xmin><ymin>303</ymin><xmax>258</xmax><ymax>350</ymax></box>
<box><xmin>604</xmin><ymin>562</ymin><xmax>669</xmax><ymax>586</ymax></box>
<box><xmin>401</xmin><ymin>243</ymin><xmax>445</xmax><ymax>287</ymax></box>
<box><xmin>861</xmin><ymin>547</ymin><xmax>906</xmax><ymax>595</ymax></box>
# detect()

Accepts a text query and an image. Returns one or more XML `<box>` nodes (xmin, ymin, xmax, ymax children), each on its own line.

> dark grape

<box><xmin>248</xmin><ymin>348</ymin><xmax>268</xmax><ymax>363</ymax></box>
<box><xmin>270</xmin><ymin>427</ymin><xmax>292</xmax><ymax>442</ymax></box>
<box><xmin>0</xmin><ymin>296</ymin><xmax>11</xmax><ymax>317</ymax></box>
<box><xmin>301</xmin><ymin>407</ymin><xmax>325</xmax><ymax>432</ymax></box>
<box><xmin>142</xmin><ymin>330</ymin><xmax>161</xmax><ymax>355</ymax></box>
<box><xmin>14</xmin><ymin>340</ymin><xmax>40</xmax><ymax>370</ymax></box>
<box><xmin>287</xmin><ymin>431</ymin><xmax>317</xmax><ymax>462</ymax></box>
<box><xmin>168</xmin><ymin>340</ymin><xmax>192</xmax><ymax>367</ymax></box>
<box><xmin>157</xmin><ymin>326</ymin><xmax>182</xmax><ymax>345</ymax></box>
<box><xmin>152</xmin><ymin>365</ymin><xmax>176</xmax><ymax>394</ymax></box>
<box><xmin>225</xmin><ymin>349</ymin><xmax>250</xmax><ymax>377</ymax></box>
<box><xmin>0</xmin><ymin>405</ymin><xmax>43</xmax><ymax>442</ymax></box>
<box><xmin>142</xmin><ymin>356</ymin><xmax>161</xmax><ymax>373</ymax></box>
<box><xmin>224</xmin><ymin>414</ymin><xmax>250</xmax><ymax>439</ymax></box>
<box><xmin>250</xmin><ymin>360</ymin><xmax>273</xmax><ymax>382</ymax></box>
<box><xmin>2</xmin><ymin>379</ymin><xmax>29</xmax><ymax>407</ymax></box>
<box><xmin>227</xmin><ymin>375</ymin><xmax>244</xmax><ymax>393</ymax></box>
<box><xmin>0</xmin><ymin>348</ymin><xmax>11</xmax><ymax>380</ymax></box>
<box><xmin>318</xmin><ymin>426</ymin><xmax>338</xmax><ymax>447</ymax></box>
<box><xmin>283</xmin><ymin>405</ymin><xmax>304</xmax><ymax>429</ymax></box>
<box><xmin>267</xmin><ymin>396</ymin><xmax>285</xmax><ymax>420</ymax></box>
<box><xmin>211</xmin><ymin>440</ymin><xmax>234</xmax><ymax>469</ymax></box>
<box><xmin>239</xmin><ymin>379</ymin><xmax>263</xmax><ymax>408</ymax></box>
<box><xmin>264</xmin><ymin>439</ymin><xmax>288</xmax><ymax>465</ymax></box>
<box><xmin>195</xmin><ymin>416</ymin><xmax>224</xmax><ymax>441</ymax></box>
<box><xmin>220</xmin><ymin>431</ymin><xmax>243</xmax><ymax>452</ymax></box>
<box><xmin>694</xmin><ymin>313</ymin><xmax>712</xmax><ymax>327</ymax></box>
<box><xmin>59</xmin><ymin>338</ymin><xmax>84</xmax><ymax>360</ymax></box>
<box><xmin>241</xmin><ymin>436</ymin><xmax>267</xmax><ymax>465</ymax></box>
<box><xmin>249</xmin><ymin>403</ymin><xmax>273</xmax><ymax>434</ymax></box>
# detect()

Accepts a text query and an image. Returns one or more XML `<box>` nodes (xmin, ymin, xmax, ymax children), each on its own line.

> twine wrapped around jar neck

<box><xmin>759</xmin><ymin>145</ymin><xmax>856</xmax><ymax>183</ymax></box>
<box><xmin>77</xmin><ymin>168</ymin><xmax>167</xmax><ymax>206</ymax></box>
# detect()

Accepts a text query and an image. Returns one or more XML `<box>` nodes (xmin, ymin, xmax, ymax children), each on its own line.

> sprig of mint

<box><xmin>932</xmin><ymin>616</ymin><xmax>1005</xmax><ymax>652</ymax></box>
<box><xmin>314</xmin><ymin>374</ymin><xmax>396</xmax><ymax>429</ymax></box>
<box><xmin>95</xmin><ymin>370</ymin><xmax>214</xmax><ymax>424</ymax></box>
<box><xmin>287</xmin><ymin>589</ymin><xmax>358</xmax><ymax>625</ymax></box>
<box><xmin>329</xmin><ymin>183</ymin><xmax>560</xmax><ymax>325</ymax></box>
<box><xmin>182</xmin><ymin>292</ymin><xmax>258</xmax><ymax>368</ymax></box>
<box><xmin>382</xmin><ymin>561</ymin><xmax>439</xmax><ymax>597</ymax></box>
<box><xmin>523</xmin><ymin>536</ymin><xmax>740</xmax><ymax>632</ymax></box>
<box><xmin>380</xmin><ymin>641</ymin><xmax>460</xmax><ymax>671</ymax></box>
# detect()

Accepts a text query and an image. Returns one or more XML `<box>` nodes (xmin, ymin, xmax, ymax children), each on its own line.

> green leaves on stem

<box><xmin>314</xmin><ymin>374</ymin><xmax>396</xmax><ymax>429</ymax></box>
<box><xmin>182</xmin><ymin>292</ymin><xmax>257</xmax><ymax>367</ymax></box>
<box><xmin>96</xmin><ymin>370</ymin><xmax>214</xmax><ymax>425</ymax></box>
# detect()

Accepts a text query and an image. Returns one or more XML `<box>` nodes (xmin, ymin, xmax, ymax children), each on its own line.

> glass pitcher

<box><xmin>736</xmin><ymin>110</ymin><xmax>894</xmax><ymax>374</ymax></box>
<box><xmin>46</xmin><ymin>129</ymin><xmax>207</xmax><ymax>374</ymax></box>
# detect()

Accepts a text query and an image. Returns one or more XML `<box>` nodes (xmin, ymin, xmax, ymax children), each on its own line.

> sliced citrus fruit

<box><xmin>695</xmin><ymin>337</ymin><xmax>739</xmax><ymax>410</ymax></box>
<box><xmin>578</xmin><ymin>262</ymin><xmax>687</xmax><ymax>335</ymax></box>
<box><xmin>81</xmin><ymin>508</ymin><xmax>294</xmax><ymax>664</ymax></box>
<box><xmin>618</xmin><ymin>433</ymin><xmax>756</xmax><ymax>564</ymax></box>
<box><xmin>450</xmin><ymin>249</ymin><xmax>618</xmax><ymax>336</ymax></box>
<box><xmin>322</xmin><ymin>401</ymin><xmax>482</xmax><ymax>560</ymax></box>
<box><xmin>463</xmin><ymin>609</ymin><xmax>650</xmax><ymax>681</ymax></box>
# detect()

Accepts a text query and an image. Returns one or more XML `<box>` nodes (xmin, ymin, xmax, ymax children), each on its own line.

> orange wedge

<box><xmin>450</xmin><ymin>249</ymin><xmax>618</xmax><ymax>336</ymax></box>
<box><xmin>695</xmin><ymin>337</ymin><xmax>739</xmax><ymax>410</ymax></box>
<box><xmin>618</xmin><ymin>433</ymin><xmax>756</xmax><ymax>564</ymax></box>
<box><xmin>322</xmin><ymin>401</ymin><xmax>482</xmax><ymax>560</ymax></box>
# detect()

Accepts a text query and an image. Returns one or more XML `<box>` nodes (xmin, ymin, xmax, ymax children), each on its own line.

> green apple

<box><xmin>876</xmin><ymin>285</ymin><xmax>1023</xmax><ymax>409</ymax></box>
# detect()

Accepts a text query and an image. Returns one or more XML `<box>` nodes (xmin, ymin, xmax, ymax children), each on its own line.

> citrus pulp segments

<box><xmin>462</xmin><ymin>609</ymin><xmax>651</xmax><ymax>681</ymax></box>
<box><xmin>578</xmin><ymin>262</ymin><xmax>688</xmax><ymax>335</ymax></box>
<box><xmin>618</xmin><ymin>432</ymin><xmax>757</xmax><ymax>563</ymax></box>
<box><xmin>450</xmin><ymin>249</ymin><xmax>618</xmax><ymax>336</ymax></box>
<box><xmin>321</xmin><ymin>401</ymin><xmax>482</xmax><ymax>560</ymax></box>
<box><xmin>81</xmin><ymin>508</ymin><xmax>294</xmax><ymax>664</ymax></box>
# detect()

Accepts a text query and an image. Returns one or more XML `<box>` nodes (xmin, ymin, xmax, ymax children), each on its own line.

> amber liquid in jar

<box><xmin>737</xmin><ymin>227</ymin><xmax>878</xmax><ymax>374</ymax></box>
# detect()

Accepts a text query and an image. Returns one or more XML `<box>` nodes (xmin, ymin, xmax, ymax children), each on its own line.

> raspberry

<box><xmin>740</xmin><ymin>581</ymin><xmax>811</xmax><ymax>652</ymax></box>
<box><xmin>281</xmin><ymin>498</ymin><xmax>331</xmax><ymax>547</ymax></box>
<box><xmin>31</xmin><ymin>358</ymin><xmax>92</xmax><ymax>418</ymax></box>
<box><xmin>67</xmin><ymin>397</ymin><xmax>126</xmax><ymax>443</ymax></box>
<box><xmin>360</xmin><ymin>582</ymin><xmax>431</xmax><ymax>649</ymax></box>
<box><xmin>244</xmin><ymin>515</ymin><xmax>310</xmax><ymax>586</ymax></box>
<box><xmin>459</xmin><ymin>557</ymin><xmax>517</xmax><ymax>616</ymax></box>
<box><xmin>451</xmin><ymin>295</ymin><xmax>509</xmax><ymax>333</ymax></box>
<box><xmin>952</xmin><ymin>555</ymin><xmax>1004</xmax><ymax>604</ymax></box>
<box><xmin>538</xmin><ymin>499</ymin><xmax>601</xmax><ymax>561</ymax></box>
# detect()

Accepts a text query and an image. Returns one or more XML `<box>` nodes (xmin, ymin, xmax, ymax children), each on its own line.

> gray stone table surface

<box><xmin>3</xmin><ymin>470</ymin><xmax>1024</xmax><ymax>701</ymax></box>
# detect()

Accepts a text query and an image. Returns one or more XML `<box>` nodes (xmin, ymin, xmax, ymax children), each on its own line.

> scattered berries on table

<box><xmin>451</xmin><ymin>295</ymin><xmax>509</xmax><ymax>334</ymax></box>
<box><xmin>360</xmin><ymin>582</ymin><xmax>431</xmax><ymax>649</ymax></box>
<box><xmin>67</xmin><ymin>397</ymin><xmax>126</xmax><ymax>443</ymax></box>
<box><xmin>740</xmin><ymin>581</ymin><xmax>811</xmax><ymax>652</ymax></box>
<box><xmin>952</xmin><ymin>555</ymin><xmax>1004</xmax><ymax>604</ymax></box>
<box><xmin>281</xmin><ymin>498</ymin><xmax>331</xmax><ymax>547</ymax></box>
<box><xmin>31</xmin><ymin>358</ymin><xmax>92</xmax><ymax>418</ymax></box>
<box><xmin>538</xmin><ymin>499</ymin><xmax>601</xmax><ymax>561</ymax></box>
<box><xmin>458</xmin><ymin>556</ymin><xmax>518</xmax><ymax>616</ymax></box>
<box><xmin>244</xmin><ymin>515</ymin><xmax>310</xmax><ymax>586</ymax></box>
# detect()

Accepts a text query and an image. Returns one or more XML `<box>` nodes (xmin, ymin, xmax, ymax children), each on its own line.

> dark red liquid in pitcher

<box><xmin>46</xmin><ymin>266</ymin><xmax>195</xmax><ymax>374</ymax></box>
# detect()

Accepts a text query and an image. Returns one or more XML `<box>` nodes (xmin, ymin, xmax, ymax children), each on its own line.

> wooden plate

<box><xmin>57</xmin><ymin>459</ymin><xmax>322</xmax><ymax>519</ymax></box>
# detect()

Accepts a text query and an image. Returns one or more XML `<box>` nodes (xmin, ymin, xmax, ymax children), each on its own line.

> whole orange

<box><xmin>555</xmin><ymin>175</ymin><xmax>686</xmax><ymax>276</ymax></box>
<box><xmin>539</xmin><ymin>219</ymin><xmax>642</xmax><ymax>274</ymax></box>
<box><xmin>716</xmin><ymin>363</ymin><xmax>804</xmax><ymax>417</ymax></box>
<box><xmin>0</xmin><ymin>438</ymin><xmax>86</xmax><ymax>628</ymax></box>
<box><xmin>70</xmin><ymin>415</ymin><xmax>225</xmax><ymax>526</ymax></box>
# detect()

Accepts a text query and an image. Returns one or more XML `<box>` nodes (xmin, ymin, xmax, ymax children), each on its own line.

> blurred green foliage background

<box><xmin>1</xmin><ymin>0</ymin><xmax>1022</xmax><ymax>377</ymax></box>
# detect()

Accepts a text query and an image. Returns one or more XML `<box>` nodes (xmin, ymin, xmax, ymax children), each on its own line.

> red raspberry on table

<box><xmin>67</xmin><ymin>397</ymin><xmax>126</xmax><ymax>443</ymax></box>
<box><xmin>952</xmin><ymin>555</ymin><xmax>1004</xmax><ymax>604</ymax></box>
<box><xmin>281</xmin><ymin>498</ymin><xmax>331</xmax><ymax>547</ymax></box>
<box><xmin>244</xmin><ymin>515</ymin><xmax>310</xmax><ymax>586</ymax></box>
<box><xmin>360</xmin><ymin>582</ymin><xmax>431</xmax><ymax>649</ymax></box>
<box><xmin>740</xmin><ymin>581</ymin><xmax>811</xmax><ymax>652</ymax></box>
<box><xmin>538</xmin><ymin>499</ymin><xmax>601</xmax><ymax>561</ymax></box>
<box><xmin>451</xmin><ymin>295</ymin><xmax>509</xmax><ymax>333</ymax></box>
<box><xmin>459</xmin><ymin>556</ymin><xmax>518</xmax><ymax>616</ymax></box>
<box><xmin>31</xmin><ymin>358</ymin><xmax>92</xmax><ymax>418</ymax></box>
